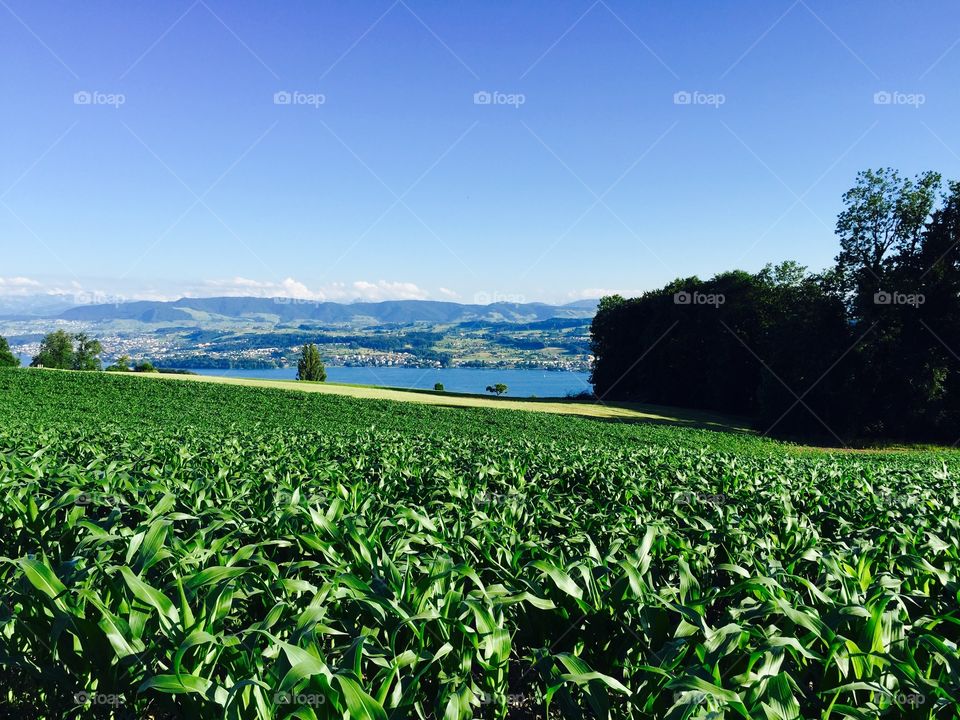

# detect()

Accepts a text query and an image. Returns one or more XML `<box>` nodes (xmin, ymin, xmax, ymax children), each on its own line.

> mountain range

<box><xmin>2</xmin><ymin>296</ymin><xmax>598</xmax><ymax>325</ymax></box>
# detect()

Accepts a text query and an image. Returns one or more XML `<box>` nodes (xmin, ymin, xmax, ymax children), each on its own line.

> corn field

<box><xmin>0</xmin><ymin>369</ymin><xmax>957</xmax><ymax>718</ymax></box>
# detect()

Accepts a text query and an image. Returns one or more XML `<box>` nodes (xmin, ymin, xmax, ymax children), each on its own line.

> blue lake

<box><xmin>190</xmin><ymin>366</ymin><xmax>593</xmax><ymax>398</ymax></box>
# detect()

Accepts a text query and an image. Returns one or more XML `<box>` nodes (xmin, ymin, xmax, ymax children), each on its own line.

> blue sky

<box><xmin>2</xmin><ymin>0</ymin><xmax>960</xmax><ymax>305</ymax></box>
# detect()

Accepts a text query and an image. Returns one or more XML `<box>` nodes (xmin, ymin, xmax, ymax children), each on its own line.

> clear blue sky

<box><xmin>3</xmin><ymin>0</ymin><xmax>960</xmax><ymax>304</ymax></box>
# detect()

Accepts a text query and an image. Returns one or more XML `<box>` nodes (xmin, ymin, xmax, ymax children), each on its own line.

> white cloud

<box><xmin>349</xmin><ymin>280</ymin><xmax>428</xmax><ymax>302</ymax></box>
<box><xmin>0</xmin><ymin>275</ymin><xmax>438</xmax><ymax>305</ymax></box>
<box><xmin>0</xmin><ymin>276</ymin><xmax>41</xmax><ymax>296</ymax></box>
<box><xmin>200</xmin><ymin>276</ymin><xmax>323</xmax><ymax>300</ymax></box>
<box><xmin>437</xmin><ymin>287</ymin><xmax>459</xmax><ymax>299</ymax></box>
<box><xmin>194</xmin><ymin>277</ymin><xmax>429</xmax><ymax>302</ymax></box>
<box><xmin>568</xmin><ymin>287</ymin><xmax>617</xmax><ymax>300</ymax></box>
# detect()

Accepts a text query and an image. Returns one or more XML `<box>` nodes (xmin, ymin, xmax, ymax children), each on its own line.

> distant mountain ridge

<box><xmin>55</xmin><ymin>297</ymin><xmax>599</xmax><ymax>325</ymax></box>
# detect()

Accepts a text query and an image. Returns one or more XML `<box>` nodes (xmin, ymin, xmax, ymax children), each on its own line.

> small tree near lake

<box><xmin>486</xmin><ymin>383</ymin><xmax>508</xmax><ymax>396</ymax></box>
<box><xmin>73</xmin><ymin>333</ymin><xmax>104</xmax><ymax>371</ymax></box>
<box><xmin>105</xmin><ymin>355</ymin><xmax>131</xmax><ymax>372</ymax></box>
<box><xmin>297</xmin><ymin>343</ymin><xmax>326</xmax><ymax>382</ymax></box>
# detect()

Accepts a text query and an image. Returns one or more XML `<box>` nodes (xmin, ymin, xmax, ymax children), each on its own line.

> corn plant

<box><xmin>0</xmin><ymin>368</ymin><xmax>957</xmax><ymax>718</ymax></box>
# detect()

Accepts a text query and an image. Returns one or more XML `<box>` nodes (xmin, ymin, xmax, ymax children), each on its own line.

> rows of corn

<box><xmin>0</xmin><ymin>369</ymin><xmax>957</xmax><ymax>718</ymax></box>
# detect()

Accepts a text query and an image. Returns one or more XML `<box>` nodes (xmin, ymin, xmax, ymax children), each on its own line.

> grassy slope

<box><xmin>126</xmin><ymin>369</ymin><xmax>753</xmax><ymax>433</ymax></box>
<box><xmin>1</xmin><ymin>367</ymin><xmax>773</xmax><ymax>458</ymax></box>
<box><xmin>3</xmin><ymin>369</ymin><xmax>954</xmax><ymax>458</ymax></box>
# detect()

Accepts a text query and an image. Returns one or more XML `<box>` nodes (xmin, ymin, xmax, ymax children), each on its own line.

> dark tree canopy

<box><xmin>591</xmin><ymin>170</ymin><xmax>960</xmax><ymax>442</ymax></box>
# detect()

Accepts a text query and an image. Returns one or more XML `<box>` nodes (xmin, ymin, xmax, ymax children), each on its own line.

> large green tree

<box><xmin>73</xmin><ymin>334</ymin><xmax>103</xmax><ymax>371</ymax></box>
<box><xmin>297</xmin><ymin>344</ymin><xmax>326</xmax><ymax>382</ymax></box>
<box><xmin>0</xmin><ymin>336</ymin><xmax>19</xmax><ymax>367</ymax></box>
<box><xmin>835</xmin><ymin>168</ymin><xmax>941</xmax><ymax>306</ymax></box>
<box><xmin>907</xmin><ymin>181</ymin><xmax>960</xmax><ymax>434</ymax></box>
<box><xmin>835</xmin><ymin>171</ymin><xmax>955</xmax><ymax>438</ymax></box>
<box><xmin>31</xmin><ymin>330</ymin><xmax>75</xmax><ymax>370</ymax></box>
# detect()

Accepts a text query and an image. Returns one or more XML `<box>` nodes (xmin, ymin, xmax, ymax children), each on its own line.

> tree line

<box><xmin>590</xmin><ymin>169</ymin><xmax>960</xmax><ymax>442</ymax></box>
<box><xmin>0</xmin><ymin>330</ymin><xmax>159</xmax><ymax>373</ymax></box>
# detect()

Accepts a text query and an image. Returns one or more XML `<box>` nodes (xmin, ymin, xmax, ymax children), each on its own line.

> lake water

<box><xmin>190</xmin><ymin>366</ymin><xmax>593</xmax><ymax>398</ymax></box>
